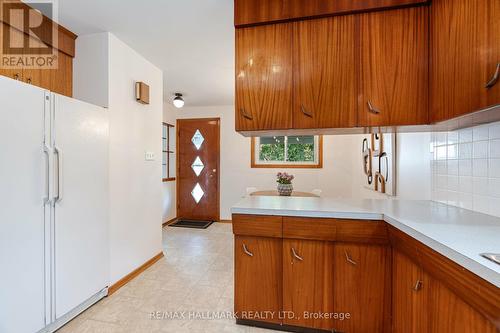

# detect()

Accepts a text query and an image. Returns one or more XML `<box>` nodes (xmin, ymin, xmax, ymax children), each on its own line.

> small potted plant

<box><xmin>276</xmin><ymin>172</ymin><xmax>294</xmax><ymax>196</ymax></box>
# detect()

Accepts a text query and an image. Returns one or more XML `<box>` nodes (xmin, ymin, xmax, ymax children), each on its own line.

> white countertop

<box><xmin>231</xmin><ymin>197</ymin><xmax>500</xmax><ymax>288</ymax></box>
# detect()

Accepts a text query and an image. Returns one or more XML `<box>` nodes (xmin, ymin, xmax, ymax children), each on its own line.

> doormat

<box><xmin>168</xmin><ymin>219</ymin><xmax>214</xmax><ymax>229</ymax></box>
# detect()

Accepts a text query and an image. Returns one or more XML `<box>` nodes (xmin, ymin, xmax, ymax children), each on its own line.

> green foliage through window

<box><xmin>258</xmin><ymin>136</ymin><xmax>316</xmax><ymax>163</ymax></box>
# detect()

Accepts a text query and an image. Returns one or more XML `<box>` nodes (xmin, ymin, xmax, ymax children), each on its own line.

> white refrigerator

<box><xmin>0</xmin><ymin>76</ymin><xmax>109</xmax><ymax>333</ymax></box>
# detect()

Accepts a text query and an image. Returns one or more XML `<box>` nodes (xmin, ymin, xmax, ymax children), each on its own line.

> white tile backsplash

<box><xmin>431</xmin><ymin>121</ymin><xmax>500</xmax><ymax>217</ymax></box>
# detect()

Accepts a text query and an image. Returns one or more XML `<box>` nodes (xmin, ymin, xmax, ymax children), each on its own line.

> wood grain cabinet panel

<box><xmin>392</xmin><ymin>250</ymin><xmax>430</xmax><ymax>333</ymax></box>
<box><xmin>430</xmin><ymin>0</ymin><xmax>491</xmax><ymax>122</ymax></box>
<box><xmin>282</xmin><ymin>239</ymin><xmax>335</xmax><ymax>330</ymax></box>
<box><xmin>235</xmin><ymin>23</ymin><xmax>293</xmax><ymax>131</ymax></box>
<box><xmin>487</xmin><ymin>0</ymin><xmax>500</xmax><ymax>108</ymax></box>
<box><xmin>234</xmin><ymin>236</ymin><xmax>282</xmax><ymax>324</ymax></box>
<box><xmin>292</xmin><ymin>16</ymin><xmax>357</xmax><ymax>129</ymax></box>
<box><xmin>233</xmin><ymin>214</ymin><xmax>282</xmax><ymax>238</ymax></box>
<box><xmin>429</xmin><ymin>277</ymin><xmax>498</xmax><ymax>333</ymax></box>
<box><xmin>333</xmin><ymin>243</ymin><xmax>391</xmax><ymax>333</ymax></box>
<box><xmin>234</xmin><ymin>0</ymin><xmax>289</xmax><ymax>27</ymax></box>
<box><xmin>358</xmin><ymin>6</ymin><xmax>429</xmax><ymax>127</ymax></box>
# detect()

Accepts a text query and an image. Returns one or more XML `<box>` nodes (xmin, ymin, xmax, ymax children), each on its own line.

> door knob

<box><xmin>212</xmin><ymin>169</ymin><xmax>217</xmax><ymax>173</ymax></box>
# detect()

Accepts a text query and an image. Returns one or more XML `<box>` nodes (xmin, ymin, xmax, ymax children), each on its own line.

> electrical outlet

<box><xmin>145</xmin><ymin>152</ymin><xmax>155</xmax><ymax>161</ymax></box>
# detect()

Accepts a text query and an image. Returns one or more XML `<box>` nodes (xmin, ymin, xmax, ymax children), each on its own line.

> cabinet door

<box><xmin>359</xmin><ymin>7</ymin><xmax>429</xmax><ymax>127</ymax></box>
<box><xmin>487</xmin><ymin>0</ymin><xmax>500</xmax><ymax>107</ymax></box>
<box><xmin>293</xmin><ymin>16</ymin><xmax>357</xmax><ymax>129</ymax></box>
<box><xmin>392</xmin><ymin>251</ymin><xmax>430</xmax><ymax>333</ymax></box>
<box><xmin>429</xmin><ymin>277</ymin><xmax>498</xmax><ymax>333</ymax></box>
<box><xmin>234</xmin><ymin>236</ymin><xmax>282</xmax><ymax>324</ymax></box>
<box><xmin>431</xmin><ymin>0</ymin><xmax>491</xmax><ymax>122</ymax></box>
<box><xmin>333</xmin><ymin>243</ymin><xmax>391</xmax><ymax>333</ymax></box>
<box><xmin>235</xmin><ymin>23</ymin><xmax>292</xmax><ymax>131</ymax></box>
<box><xmin>282</xmin><ymin>239</ymin><xmax>334</xmax><ymax>330</ymax></box>
<box><xmin>234</xmin><ymin>0</ymin><xmax>289</xmax><ymax>27</ymax></box>
<box><xmin>38</xmin><ymin>50</ymin><xmax>73</xmax><ymax>97</ymax></box>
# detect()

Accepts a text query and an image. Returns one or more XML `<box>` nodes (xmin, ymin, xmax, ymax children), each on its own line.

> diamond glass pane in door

<box><xmin>191</xmin><ymin>156</ymin><xmax>205</xmax><ymax>176</ymax></box>
<box><xmin>191</xmin><ymin>183</ymin><xmax>205</xmax><ymax>203</ymax></box>
<box><xmin>191</xmin><ymin>130</ymin><xmax>205</xmax><ymax>150</ymax></box>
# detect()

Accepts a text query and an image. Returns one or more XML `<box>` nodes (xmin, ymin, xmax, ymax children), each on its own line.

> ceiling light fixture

<box><xmin>173</xmin><ymin>93</ymin><xmax>185</xmax><ymax>108</ymax></box>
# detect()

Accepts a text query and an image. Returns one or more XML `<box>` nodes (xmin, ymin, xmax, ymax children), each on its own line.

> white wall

<box><xmin>74</xmin><ymin>32</ymin><xmax>164</xmax><ymax>285</ymax></box>
<box><xmin>163</xmin><ymin>104</ymin><xmax>431</xmax><ymax>220</ymax></box>
<box><xmin>73</xmin><ymin>33</ymin><xmax>109</xmax><ymax>108</ymax></box>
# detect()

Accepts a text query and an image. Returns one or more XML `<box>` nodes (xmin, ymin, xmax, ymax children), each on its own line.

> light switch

<box><xmin>145</xmin><ymin>151</ymin><xmax>155</xmax><ymax>161</ymax></box>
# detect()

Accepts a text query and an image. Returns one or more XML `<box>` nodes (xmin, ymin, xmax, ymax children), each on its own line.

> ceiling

<box><xmin>55</xmin><ymin>0</ymin><xmax>235</xmax><ymax>106</ymax></box>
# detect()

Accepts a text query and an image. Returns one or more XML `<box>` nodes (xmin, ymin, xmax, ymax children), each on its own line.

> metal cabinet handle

<box><xmin>486</xmin><ymin>63</ymin><xmax>500</xmax><ymax>89</ymax></box>
<box><xmin>43</xmin><ymin>144</ymin><xmax>51</xmax><ymax>204</ymax></box>
<box><xmin>53</xmin><ymin>146</ymin><xmax>63</xmax><ymax>202</ymax></box>
<box><xmin>367</xmin><ymin>100</ymin><xmax>380</xmax><ymax>114</ymax></box>
<box><xmin>301</xmin><ymin>105</ymin><xmax>313</xmax><ymax>118</ymax></box>
<box><xmin>413</xmin><ymin>279</ymin><xmax>423</xmax><ymax>292</ymax></box>
<box><xmin>242</xmin><ymin>244</ymin><xmax>253</xmax><ymax>257</ymax></box>
<box><xmin>26</xmin><ymin>77</ymin><xmax>32</xmax><ymax>84</ymax></box>
<box><xmin>345</xmin><ymin>250</ymin><xmax>357</xmax><ymax>265</ymax></box>
<box><xmin>13</xmin><ymin>73</ymin><xmax>19</xmax><ymax>80</ymax></box>
<box><xmin>291</xmin><ymin>247</ymin><xmax>303</xmax><ymax>261</ymax></box>
<box><xmin>239</xmin><ymin>108</ymin><xmax>253</xmax><ymax>120</ymax></box>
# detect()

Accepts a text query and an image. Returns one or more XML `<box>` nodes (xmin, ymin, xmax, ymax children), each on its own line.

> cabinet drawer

<box><xmin>336</xmin><ymin>219</ymin><xmax>389</xmax><ymax>244</ymax></box>
<box><xmin>283</xmin><ymin>217</ymin><xmax>337</xmax><ymax>241</ymax></box>
<box><xmin>283</xmin><ymin>217</ymin><xmax>388</xmax><ymax>243</ymax></box>
<box><xmin>232</xmin><ymin>214</ymin><xmax>282</xmax><ymax>238</ymax></box>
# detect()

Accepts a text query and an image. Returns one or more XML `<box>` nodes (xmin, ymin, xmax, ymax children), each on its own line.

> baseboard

<box><xmin>162</xmin><ymin>217</ymin><xmax>178</xmax><ymax>227</ymax></box>
<box><xmin>218</xmin><ymin>219</ymin><xmax>232</xmax><ymax>223</ymax></box>
<box><xmin>108</xmin><ymin>252</ymin><xmax>164</xmax><ymax>296</ymax></box>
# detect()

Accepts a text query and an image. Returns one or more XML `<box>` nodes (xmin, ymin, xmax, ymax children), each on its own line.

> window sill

<box><xmin>251</xmin><ymin>163</ymin><xmax>323</xmax><ymax>169</ymax></box>
<box><xmin>162</xmin><ymin>177</ymin><xmax>176</xmax><ymax>182</ymax></box>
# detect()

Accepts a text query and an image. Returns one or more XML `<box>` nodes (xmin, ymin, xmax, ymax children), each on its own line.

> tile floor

<box><xmin>58</xmin><ymin>223</ymin><xmax>279</xmax><ymax>332</ymax></box>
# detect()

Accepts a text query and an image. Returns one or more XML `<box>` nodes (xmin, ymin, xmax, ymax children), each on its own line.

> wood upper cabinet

<box><xmin>431</xmin><ymin>0</ymin><xmax>500</xmax><ymax>122</ymax></box>
<box><xmin>235</xmin><ymin>23</ymin><xmax>292</xmax><ymax>131</ymax></box>
<box><xmin>234</xmin><ymin>235</ymin><xmax>282</xmax><ymax>324</ymax></box>
<box><xmin>292</xmin><ymin>16</ymin><xmax>357</xmax><ymax>129</ymax></box>
<box><xmin>333</xmin><ymin>243</ymin><xmax>391</xmax><ymax>333</ymax></box>
<box><xmin>358</xmin><ymin>6</ymin><xmax>429</xmax><ymax>127</ymax></box>
<box><xmin>392</xmin><ymin>250</ymin><xmax>430</xmax><ymax>333</ymax></box>
<box><xmin>234</xmin><ymin>0</ymin><xmax>429</xmax><ymax>27</ymax></box>
<box><xmin>282</xmin><ymin>239</ymin><xmax>335</xmax><ymax>330</ymax></box>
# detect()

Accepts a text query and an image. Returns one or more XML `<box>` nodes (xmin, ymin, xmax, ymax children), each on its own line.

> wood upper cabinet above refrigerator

<box><xmin>292</xmin><ymin>16</ymin><xmax>357</xmax><ymax>129</ymax></box>
<box><xmin>358</xmin><ymin>6</ymin><xmax>429</xmax><ymax>127</ymax></box>
<box><xmin>235</xmin><ymin>23</ymin><xmax>293</xmax><ymax>131</ymax></box>
<box><xmin>431</xmin><ymin>0</ymin><xmax>500</xmax><ymax>122</ymax></box>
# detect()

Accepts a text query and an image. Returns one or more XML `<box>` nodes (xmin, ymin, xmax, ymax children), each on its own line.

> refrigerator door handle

<box><xmin>53</xmin><ymin>146</ymin><xmax>62</xmax><ymax>202</ymax></box>
<box><xmin>43</xmin><ymin>144</ymin><xmax>51</xmax><ymax>204</ymax></box>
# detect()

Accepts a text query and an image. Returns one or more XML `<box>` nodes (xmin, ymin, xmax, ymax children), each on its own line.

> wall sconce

<box><xmin>135</xmin><ymin>82</ymin><xmax>150</xmax><ymax>104</ymax></box>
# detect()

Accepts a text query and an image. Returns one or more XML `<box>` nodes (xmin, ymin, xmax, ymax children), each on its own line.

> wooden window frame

<box><xmin>251</xmin><ymin>135</ymin><xmax>323</xmax><ymax>169</ymax></box>
<box><xmin>162</xmin><ymin>122</ymin><xmax>176</xmax><ymax>182</ymax></box>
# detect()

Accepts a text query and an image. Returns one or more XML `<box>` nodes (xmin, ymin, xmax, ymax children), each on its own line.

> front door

<box><xmin>177</xmin><ymin>118</ymin><xmax>220</xmax><ymax>221</ymax></box>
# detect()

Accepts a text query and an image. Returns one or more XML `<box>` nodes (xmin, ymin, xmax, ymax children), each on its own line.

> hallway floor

<box><xmin>58</xmin><ymin>223</ymin><xmax>279</xmax><ymax>332</ymax></box>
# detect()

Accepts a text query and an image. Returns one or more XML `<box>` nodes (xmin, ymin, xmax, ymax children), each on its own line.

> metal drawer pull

<box><xmin>345</xmin><ymin>251</ymin><xmax>357</xmax><ymax>265</ymax></box>
<box><xmin>239</xmin><ymin>108</ymin><xmax>253</xmax><ymax>120</ymax></box>
<box><xmin>242</xmin><ymin>244</ymin><xmax>253</xmax><ymax>257</ymax></box>
<box><xmin>485</xmin><ymin>63</ymin><xmax>500</xmax><ymax>89</ymax></box>
<box><xmin>301</xmin><ymin>105</ymin><xmax>313</xmax><ymax>118</ymax></box>
<box><xmin>13</xmin><ymin>73</ymin><xmax>19</xmax><ymax>80</ymax></box>
<box><xmin>413</xmin><ymin>280</ymin><xmax>423</xmax><ymax>291</ymax></box>
<box><xmin>367</xmin><ymin>100</ymin><xmax>380</xmax><ymax>114</ymax></box>
<box><xmin>291</xmin><ymin>248</ymin><xmax>303</xmax><ymax>261</ymax></box>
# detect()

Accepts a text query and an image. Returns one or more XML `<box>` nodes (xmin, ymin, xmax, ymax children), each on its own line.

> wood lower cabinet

<box><xmin>292</xmin><ymin>15</ymin><xmax>357</xmax><ymax>129</ymax></box>
<box><xmin>234</xmin><ymin>235</ymin><xmax>282</xmax><ymax>324</ymax></box>
<box><xmin>431</xmin><ymin>0</ymin><xmax>500</xmax><ymax>122</ymax></box>
<box><xmin>358</xmin><ymin>6</ymin><xmax>429</xmax><ymax>127</ymax></box>
<box><xmin>234</xmin><ymin>215</ymin><xmax>500</xmax><ymax>332</ymax></box>
<box><xmin>235</xmin><ymin>23</ymin><xmax>292</xmax><ymax>131</ymax></box>
<box><xmin>333</xmin><ymin>243</ymin><xmax>391</xmax><ymax>333</ymax></box>
<box><xmin>282</xmin><ymin>239</ymin><xmax>334</xmax><ymax>330</ymax></box>
<box><xmin>393</xmin><ymin>250</ymin><xmax>498</xmax><ymax>333</ymax></box>
<box><xmin>392</xmin><ymin>250</ymin><xmax>430</xmax><ymax>333</ymax></box>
